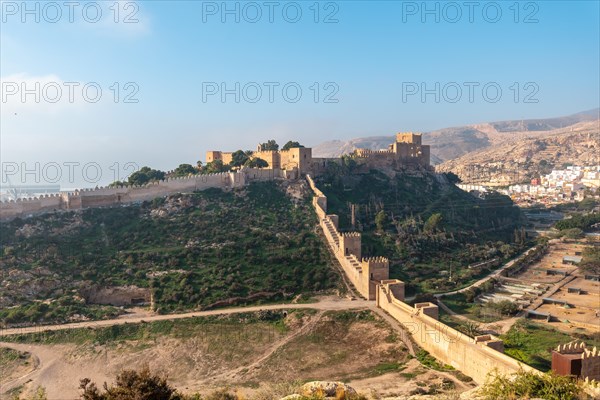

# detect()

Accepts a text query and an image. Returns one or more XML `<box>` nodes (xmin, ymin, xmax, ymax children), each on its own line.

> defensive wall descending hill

<box><xmin>305</xmin><ymin>174</ymin><xmax>557</xmax><ymax>387</ymax></box>
<box><xmin>0</xmin><ymin>168</ymin><xmax>294</xmax><ymax>220</ymax></box>
<box><xmin>306</xmin><ymin>175</ymin><xmax>390</xmax><ymax>300</ymax></box>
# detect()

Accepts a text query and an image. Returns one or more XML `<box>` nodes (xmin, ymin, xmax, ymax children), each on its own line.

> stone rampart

<box><xmin>0</xmin><ymin>168</ymin><xmax>280</xmax><ymax>220</ymax></box>
<box><xmin>306</xmin><ymin>175</ymin><xmax>389</xmax><ymax>300</ymax></box>
<box><xmin>376</xmin><ymin>280</ymin><xmax>539</xmax><ymax>384</ymax></box>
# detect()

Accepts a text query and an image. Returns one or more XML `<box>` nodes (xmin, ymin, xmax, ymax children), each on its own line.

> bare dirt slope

<box><xmin>0</xmin><ymin>309</ymin><xmax>475</xmax><ymax>400</ymax></box>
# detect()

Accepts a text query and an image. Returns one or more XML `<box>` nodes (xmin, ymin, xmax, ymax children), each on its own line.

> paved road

<box><xmin>434</xmin><ymin>245</ymin><xmax>539</xmax><ymax>298</ymax></box>
<box><xmin>0</xmin><ymin>297</ymin><xmax>370</xmax><ymax>337</ymax></box>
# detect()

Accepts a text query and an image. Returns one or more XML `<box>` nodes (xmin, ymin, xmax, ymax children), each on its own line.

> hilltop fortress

<box><xmin>206</xmin><ymin>132</ymin><xmax>431</xmax><ymax>174</ymax></box>
<box><xmin>0</xmin><ymin>132</ymin><xmax>430</xmax><ymax>221</ymax></box>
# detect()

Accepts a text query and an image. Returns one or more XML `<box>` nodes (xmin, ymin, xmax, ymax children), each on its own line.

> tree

<box><xmin>127</xmin><ymin>167</ymin><xmax>166</xmax><ymax>186</ymax></box>
<box><xmin>341</xmin><ymin>155</ymin><xmax>357</xmax><ymax>172</ymax></box>
<box><xmin>245</xmin><ymin>157</ymin><xmax>269</xmax><ymax>168</ymax></box>
<box><xmin>80</xmin><ymin>366</ymin><xmax>177</xmax><ymax>400</ymax></box>
<box><xmin>478</xmin><ymin>369</ymin><xmax>582</xmax><ymax>400</ymax></box>
<box><xmin>424</xmin><ymin>213</ymin><xmax>443</xmax><ymax>233</ymax></box>
<box><xmin>562</xmin><ymin>228</ymin><xmax>584</xmax><ymax>239</ymax></box>
<box><xmin>281</xmin><ymin>141</ymin><xmax>304</xmax><ymax>150</ymax></box>
<box><xmin>230</xmin><ymin>150</ymin><xmax>250</xmax><ymax>167</ymax></box>
<box><xmin>108</xmin><ymin>181</ymin><xmax>126</xmax><ymax>188</ymax></box>
<box><xmin>580</xmin><ymin>246</ymin><xmax>600</xmax><ymax>275</ymax></box>
<box><xmin>444</xmin><ymin>172</ymin><xmax>461</xmax><ymax>184</ymax></box>
<box><xmin>375</xmin><ymin>210</ymin><xmax>387</xmax><ymax>232</ymax></box>
<box><xmin>259</xmin><ymin>140</ymin><xmax>279</xmax><ymax>151</ymax></box>
<box><xmin>173</xmin><ymin>164</ymin><xmax>197</xmax><ymax>177</ymax></box>
<box><xmin>203</xmin><ymin>160</ymin><xmax>230</xmax><ymax>174</ymax></box>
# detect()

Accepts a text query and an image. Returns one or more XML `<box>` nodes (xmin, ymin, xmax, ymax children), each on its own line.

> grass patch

<box><xmin>373</xmin><ymin>361</ymin><xmax>406</xmax><ymax>375</ymax></box>
<box><xmin>501</xmin><ymin>320</ymin><xmax>590</xmax><ymax>371</ymax></box>
<box><xmin>415</xmin><ymin>349</ymin><xmax>455</xmax><ymax>371</ymax></box>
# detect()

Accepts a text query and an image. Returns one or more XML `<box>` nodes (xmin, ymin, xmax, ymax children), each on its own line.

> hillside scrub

<box><xmin>478</xmin><ymin>369</ymin><xmax>586</xmax><ymax>400</ymax></box>
<box><xmin>0</xmin><ymin>182</ymin><xmax>338</xmax><ymax>326</ymax></box>
<box><xmin>317</xmin><ymin>169</ymin><xmax>528</xmax><ymax>294</ymax></box>
<box><xmin>555</xmin><ymin>212</ymin><xmax>600</xmax><ymax>231</ymax></box>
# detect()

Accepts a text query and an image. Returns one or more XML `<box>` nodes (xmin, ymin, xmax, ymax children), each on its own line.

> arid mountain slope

<box><xmin>437</xmin><ymin>121</ymin><xmax>600</xmax><ymax>183</ymax></box>
<box><xmin>312</xmin><ymin>109</ymin><xmax>599</xmax><ymax>165</ymax></box>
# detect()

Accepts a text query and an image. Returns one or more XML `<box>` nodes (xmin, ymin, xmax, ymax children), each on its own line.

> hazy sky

<box><xmin>1</xmin><ymin>0</ymin><xmax>599</xmax><ymax>187</ymax></box>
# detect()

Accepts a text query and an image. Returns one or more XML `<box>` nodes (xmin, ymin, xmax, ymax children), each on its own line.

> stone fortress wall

<box><xmin>354</xmin><ymin>132</ymin><xmax>431</xmax><ymax>167</ymax></box>
<box><xmin>306</xmin><ymin>175</ymin><xmax>389</xmax><ymax>300</ymax></box>
<box><xmin>0</xmin><ymin>170</ymin><xmax>256</xmax><ymax>220</ymax></box>
<box><xmin>2</xmin><ymin>132</ymin><xmax>428</xmax><ymax>221</ymax></box>
<box><xmin>306</xmin><ymin>174</ymin><xmax>599</xmax><ymax>392</ymax></box>
<box><xmin>375</xmin><ymin>281</ymin><xmax>539</xmax><ymax>385</ymax></box>
<box><xmin>206</xmin><ymin>132</ymin><xmax>430</xmax><ymax>177</ymax></box>
<box><xmin>8</xmin><ymin>133</ymin><xmax>598</xmax><ymax>392</ymax></box>
<box><xmin>305</xmin><ymin>174</ymin><xmax>594</xmax><ymax>388</ymax></box>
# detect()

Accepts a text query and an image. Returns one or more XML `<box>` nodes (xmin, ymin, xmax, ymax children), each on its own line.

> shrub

<box><xmin>478</xmin><ymin>369</ymin><xmax>583</xmax><ymax>400</ymax></box>
<box><xmin>80</xmin><ymin>366</ymin><xmax>176</xmax><ymax>400</ymax></box>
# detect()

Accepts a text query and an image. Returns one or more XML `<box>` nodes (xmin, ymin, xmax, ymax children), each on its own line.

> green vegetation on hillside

<box><xmin>580</xmin><ymin>246</ymin><xmax>600</xmax><ymax>275</ymax></box>
<box><xmin>441</xmin><ymin>282</ymin><xmax>520</xmax><ymax>323</ymax></box>
<box><xmin>0</xmin><ymin>182</ymin><xmax>338</xmax><ymax>326</ymax></box>
<box><xmin>501</xmin><ymin>320</ymin><xmax>600</xmax><ymax>371</ymax></box>
<box><xmin>554</xmin><ymin>212</ymin><xmax>600</xmax><ymax>231</ymax></box>
<box><xmin>316</xmin><ymin>169</ymin><xmax>528</xmax><ymax>294</ymax></box>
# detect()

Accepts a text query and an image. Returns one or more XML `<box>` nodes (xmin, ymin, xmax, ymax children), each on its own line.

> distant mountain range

<box><xmin>313</xmin><ymin>108</ymin><xmax>600</xmax><ymax>166</ymax></box>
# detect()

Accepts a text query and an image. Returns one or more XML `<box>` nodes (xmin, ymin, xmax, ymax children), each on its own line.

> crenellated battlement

<box><xmin>553</xmin><ymin>341</ymin><xmax>600</xmax><ymax>381</ymax></box>
<box><xmin>556</xmin><ymin>341</ymin><xmax>587</xmax><ymax>354</ymax></box>
<box><xmin>340</xmin><ymin>232</ymin><xmax>361</xmax><ymax>238</ymax></box>
<box><xmin>0</xmin><ymin>169</ymin><xmax>273</xmax><ymax>220</ymax></box>
<box><xmin>583</xmin><ymin>347</ymin><xmax>599</xmax><ymax>359</ymax></box>
<box><xmin>362</xmin><ymin>256</ymin><xmax>389</xmax><ymax>263</ymax></box>
<box><xmin>354</xmin><ymin>149</ymin><xmax>394</xmax><ymax>158</ymax></box>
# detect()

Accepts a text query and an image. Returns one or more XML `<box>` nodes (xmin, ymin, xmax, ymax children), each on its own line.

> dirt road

<box><xmin>0</xmin><ymin>297</ymin><xmax>369</xmax><ymax>338</ymax></box>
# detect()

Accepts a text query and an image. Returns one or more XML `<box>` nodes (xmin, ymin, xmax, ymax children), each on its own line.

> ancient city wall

<box><xmin>306</xmin><ymin>175</ymin><xmax>389</xmax><ymax>300</ymax></box>
<box><xmin>0</xmin><ymin>169</ymin><xmax>277</xmax><ymax>220</ymax></box>
<box><xmin>376</xmin><ymin>280</ymin><xmax>538</xmax><ymax>385</ymax></box>
<box><xmin>0</xmin><ymin>193</ymin><xmax>64</xmax><ymax>220</ymax></box>
<box><xmin>306</xmin><ymin>175</ymin><xmax>557</xmax><ymax>385</ymax></box>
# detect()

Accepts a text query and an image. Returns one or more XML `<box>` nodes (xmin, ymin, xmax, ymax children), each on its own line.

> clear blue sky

<box><xmin>1</xmin><ymin>1</ymin><xmax>599</xmax><ymax>186</ymax></box>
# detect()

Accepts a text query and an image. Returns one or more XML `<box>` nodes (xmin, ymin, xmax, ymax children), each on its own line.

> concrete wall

<box><xmin>376</xmin><ymin>280</ymin><xmax>539</xmax><ymax>385</ymax></box>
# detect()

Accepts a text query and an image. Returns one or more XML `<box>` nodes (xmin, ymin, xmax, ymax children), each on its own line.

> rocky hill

<box><xmin>437</xmin><ymin>120</ymin><xmax>600</xmax><ymax>184</ymax></box>
<box><xmin>313</xmin><ymin>109</ymin><xmax>599</xmax><ymax>166</ymax></box>
<box><xmin>0</xmin><ymin>181</ymin><xmax>339</xmax><ymax>326</ymax></box>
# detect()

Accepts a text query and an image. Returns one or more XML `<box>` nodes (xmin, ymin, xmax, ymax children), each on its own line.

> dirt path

<box><xmin>218</xmin><ymin>311</ymin><xmax>326</xmax><ymax>382</ymax></box>
<box><xmin>0</xmin><ymin>297</ymin><xmax>369</xmax><ymax>338</ymax></box>
<box><xmin>0</xmin><ymin>296</ymin><xmax>422</xmax><ymax>399</ymax></box>
<box><xmin>434</xmin><ymin>245</ymin><xmax>539</xmax><ymax>298</ymax></box>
